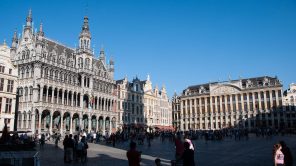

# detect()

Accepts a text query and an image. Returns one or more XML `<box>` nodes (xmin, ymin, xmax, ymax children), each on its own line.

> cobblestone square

<box><xmin>39</xmin><ymin>134</ymin><xmax>296</xmax><ymax>166</ymax></box>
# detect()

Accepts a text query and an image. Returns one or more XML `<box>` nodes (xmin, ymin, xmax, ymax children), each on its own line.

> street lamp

<box><xmin>13</xmin><ymin>87</ymin><xmax>20</xmax><ymax>131</ymax></box>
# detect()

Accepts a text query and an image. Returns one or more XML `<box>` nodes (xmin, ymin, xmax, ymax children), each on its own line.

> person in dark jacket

<box><xmin>182</xmin><ymin>142</ymin><xmax>195</xmax><ymax>166</ymax></box>
<box><xmin>280</xmin><ymin>141</ymin><xmax>293</xmax><ymax>166</ymax></box>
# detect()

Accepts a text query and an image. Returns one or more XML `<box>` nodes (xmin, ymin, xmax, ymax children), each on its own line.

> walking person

<box><xmin>182</xmin><ymin>142</ymin><xmax>195</xmax><ymax>166</ymax></box>
<box><xmin>63</xmin><ymin>135</ymin><xmax>68</xmax><ymax>163</ymax></box>
<box><xmin>127</xmin><ymin>141</ymin><xmax>141</xmax><ymax>166</ymax></box>
<box><xmin>273</xmin><ymin>143</ymin><xmax>284</xmax><ymax>166</ymax></box>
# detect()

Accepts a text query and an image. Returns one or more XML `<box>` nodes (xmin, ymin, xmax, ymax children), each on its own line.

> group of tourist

<box><xmin>62</xmin><ymin>134</ymin><xmax>89</xmax><ymax>163</ymax></box>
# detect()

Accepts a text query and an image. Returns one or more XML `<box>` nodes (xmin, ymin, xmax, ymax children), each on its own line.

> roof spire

<box><xmin>26</xmin><ymin>9</ymin><xmax>33</xmax><ymax>27</ymax></box>
<box><xmin>79</xmin><ymin>16</ymin><xmax>91</xmax><ymax>51</ymax></box>
<box><xmin>37</xmin><ymin>22</ymin><xmax>44</xmax><ymax>37</ymax></box>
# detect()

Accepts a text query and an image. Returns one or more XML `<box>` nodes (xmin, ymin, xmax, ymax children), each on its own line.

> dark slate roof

<box><xmin>184</xmin><ymin>76</ymin><xmax>281</xmax><ymax>94</ymax></box>
<box><xmin>44</xmin><ymin>38</ymin><xmax>75</xmax><ymax>57</ymax></box>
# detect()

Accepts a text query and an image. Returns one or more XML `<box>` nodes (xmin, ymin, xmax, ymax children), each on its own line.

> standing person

<box><xmin>63</xmin><ymin>135</ymin><xmax>69</xmax><ymax>163</ymax></box>
<box><xmin>155</xmin><ymin>158</ymin><xmax>162</xmax><ymax>166</ymax></box>
<box><xmin>126</xmin><ymin>141</ymin><xmax>141</xmax><ymax>166</ymax></box>
<box><xmin>174</xmin><ymin>134</ymin><xmax>184</xmax><ymax>160</ymax></box>
<box><xmin>55</xmin><ymin>133</ymin><xmax>60</xmax><ymax>147</ymax></box>
<box><xmin>273</xmin><ymin>143</ymin><xmax>284</xmax><ymax>166</ymax></box>
<box><xmin>279</xmin><ymin>141</ymin><xmax>293</xmax><ymax>166</ymax></box>
<box><xmin>182</xmin><ymin>142</ymin><xmax>195</xmax><ymax>166</ymax></box>
<box><xmin>40</xmin><ymin>133</ymin><xmax>45</xmax><ymax>149</ymax></box>
<box><xmin>73</xmin><ymin>135</ymin><xmax>79</xmax><ymax>161</ymax></box>
<box><xmin>65</xmin><ymin>134</ymin><xmax>74</xmax><ymax>163</ymax></box>
<box><xmin>81</xmin><ymin>136</ymin><xmax>89</xmax><ymax>162</ymax></box>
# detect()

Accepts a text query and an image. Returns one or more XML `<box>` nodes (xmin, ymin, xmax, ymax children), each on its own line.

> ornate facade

<box><xmin>116</xmin><ymin>77</ymin><xmax>145</xmax><ymax>131</ymax></box>
<box><xmin>172</xmin><ymin>76</ymin><xmax>292</xmax><ymax>131</ymax></box>
<box><xmin>10</xmin><ymin>10</ymin><xmax>117</xmax><ymax>135</ymax></box>
<box><xmin>116</xmin><ymin>75</ymin><xmax>173</xmax><ymax>132</ymax></box>
<box><xmin>283</xmin><ymin>83</ymin><xmax>296</xmax><ymax>127</ymax></box>
<box><xmin>0</xmin><ymin>41</ymin><xmax>18</xmax><ymax>131</ymax></box>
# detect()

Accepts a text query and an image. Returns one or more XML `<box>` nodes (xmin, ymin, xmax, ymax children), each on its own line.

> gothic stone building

<box><xmin>172</xmin><ymin>76</ymin><xmax>289</xmax><ymax>131</ymax></box>
<box><xmin>10</xmin><ymin>10</ymin><xmax>117</xmax><ymax>135</ymax></box>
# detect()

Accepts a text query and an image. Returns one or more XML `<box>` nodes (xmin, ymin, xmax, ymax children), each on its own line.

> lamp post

<box><xmin>13</xmin><ymin>88</ymin><xmax>20</xmax><ymax>131</ymax></box>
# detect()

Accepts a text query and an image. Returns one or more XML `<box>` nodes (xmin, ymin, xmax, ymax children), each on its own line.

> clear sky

<box><xmin>0</xmin><ymin>0</ymin><xmax>295</xmax><ymax>98</ymax></box>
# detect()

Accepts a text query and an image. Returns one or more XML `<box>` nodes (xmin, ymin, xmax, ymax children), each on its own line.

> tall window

<box><xmin>0</xmin><ymin>97</ymin><xmax>2</xmax><ymax>112</ymax></box>
<box><xmin>5</xmin><ymin>98</ymin><xmax>12</xmax><ymax>113</ymax></box>
<box><xmin>7</xmin><ymin>80</ymin><xmax>14</xmax><ymax>93</ymax></box>
<box><xmin>0</xmin><ymin>78</ymin><xmax>4</xmax><ymax>91</ymax></box>
<box><xmin>18</xmin><ymin>112</ymin><xmax>22</xmax><ymax>128</ymax></box>
<box><xmin>26</xmin><ymin>68</ymin><xmax>29</xmax><ymax>78</ymax></box>
<box><xmin>29</xmin><ymin>87</ymin><xmax>33</xmax><ymax>101</ymax></box>
<box><xmin>0</xmin><ymin>66</ymin><xmax>5</xmax><ymax>73</ymax></box>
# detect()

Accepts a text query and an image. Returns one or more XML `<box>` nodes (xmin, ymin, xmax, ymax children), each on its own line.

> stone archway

<box><xmin>82</xmin><ymin>114</ymin><xmax>89</xmax><ymax>131</ymax></box>
<box><xmin>41</xmin><ymin>110</ymin><xmax>51</xmax><ymax>132</ymax></box>
<box><xmin>105</xmin><ymin>117</ymin><xmax>110</xmax><ymax>136</ymax></box>
<box><xmin>63</xmin><ymin>112</ymin><xmax>71</xmax><ymax>132</ymax></box>
<box><xmin>91</xmin><ymin>115</ymin><xmax>97</xmax><ymax>131</ymax></box>
<box><xmin>52</xmin><ymin>111</ymin><xmax>61</xmax><ymax>133</ymax></box>
<box><xmin>98</xmin><ymin>116</ymin><xmax>104</xmax><ymax>133</ymax></box>
<box><xmin>72</xmin><ymin>113</ymin><xmax>80</xmax><ymax>132</ymax></box>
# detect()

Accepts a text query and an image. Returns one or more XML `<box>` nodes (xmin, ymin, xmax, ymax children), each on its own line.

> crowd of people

<box><xmin>9</xmin><ymin>125</ymin><xmax>293</xmax><ymax>166</ymax></box>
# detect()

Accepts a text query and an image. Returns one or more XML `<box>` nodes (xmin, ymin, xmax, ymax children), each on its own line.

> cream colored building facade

<box><xmin>116</xmin><ymin>77</ymin><xmax>145</xmax><ymax>131</ymax></box>
<box><xmin>0</xmin><ymin>41</ymin><xmax>18</xmax><ymax>131</ymax></box>
<box><xmin>10</xmin><ymin>10</ymin><xmax>117</xmax><ymax>135</ymax></box>
<box><xmin>172</xmin><ymin>76</ymin><xmax>290</xmax><ymax>131</ymax></box>
<box><xmin>283</xmin><ymin>83</ymin><xmax>296</xmax><ymax>127</ymax></box>
<box><xmin>116</xmin><ymin>75</ymin><xmax>173</xmax><ymax>131</ymax></box>
<box><xmin>143</xmin><ymin>75</ymin><xmax>172</xmax><ymax>130</ymax></box>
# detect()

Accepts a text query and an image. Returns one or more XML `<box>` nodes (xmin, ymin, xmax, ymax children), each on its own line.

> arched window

<box><xmin>18</xmin><ymin>112</ymin><xmax>22</xmax><ymax>128</ymax></box>
<box><xmin>52</xmin><ymin>54</ymin><xmax>56</xmax><ymax>62</ymax></box>
<box><xmin>78</xmin><ymin>58</ymin><xmax>83</xmax><ymax>69</ymax></box>
<box><xmin>85</xmin><ymin>58</ymin><xmax>90</xmax><ymax>69</ymax></box>
<box><xmin>26</xmin><ymin>50</ymin><xmax>30</xmax><ymax>59</ymax></box>
<box><xmin>28</xmin><ymin>112</ymin><xmax>32</xmax><ymax>128</ymax></box>
<box><xmin>50</xmin><ymin>69</ymin><xmax>53</xmax><ymax>79</ymax></box>
<box><xmin>45</xmin><ymin>68</ymin><xmax>49</xmax><ymax>79</ymax></box>
<box><xmin>69</xmin><ymin>75</ymin><xmax>72</xmax><ymax>84</ymax></box>
<box><xmin>22</xmin><ymin>51</ymin><xmax>26</xmax><ymax>59</ymax></box>
<box><xmin>60</xmin><ymin>72</ymin><xmax>63</xmax><ymax>82</ymax></box>
<box><xmin>64</xmin><ymin>73</ymin><xmax>67</xmax><ymax>82</ymax></box>
<box><xmin>29</xmin><ymin>87</ymin><xmax>33</xmax><ymax>101</ymax></box>
<box><xmin>55</xmin><ymin>71</ymin><xmax>58</xmax><ymax>80</ymax></box>
<box><xmin>31</xmin><ymin>67</ymin><xmax>34</xmax><ymax>77</ymax></box>
<box><xmin>24</xmin><ymin>87</ymin><xmax>28</xmax><ymax>102</ymax></box>
<box><xmin>26</xmin><ymin>67</ymin><xmax>30</xmax><ymax>78</ymax></box>
<box><xmin>23</xmin><ymin>112</ymin><xmax>27</xmax><ymax>129</ymax></box>
<box><xmin>21</xmin><ymin>68</ymin><xmax>25</xmax><ymax>78</ymax></box>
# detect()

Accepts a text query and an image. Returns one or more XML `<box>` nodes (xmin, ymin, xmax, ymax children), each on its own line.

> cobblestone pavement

<box><xmin>38</xmin><ymin>134</ymin><xmax>296</xmax><ymax>166</ymax></box>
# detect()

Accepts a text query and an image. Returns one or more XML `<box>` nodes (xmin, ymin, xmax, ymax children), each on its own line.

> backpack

<box><xmin>77</xmin><ymin>141</ymin><xmax>84</xmax><ymax>150</ymax></box>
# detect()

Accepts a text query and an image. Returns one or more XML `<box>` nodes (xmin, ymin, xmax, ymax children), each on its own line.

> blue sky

<box><xmin>1</xmin><ymin>0</ymin><xmax>295</xmax><ymax>97</ymax></box>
